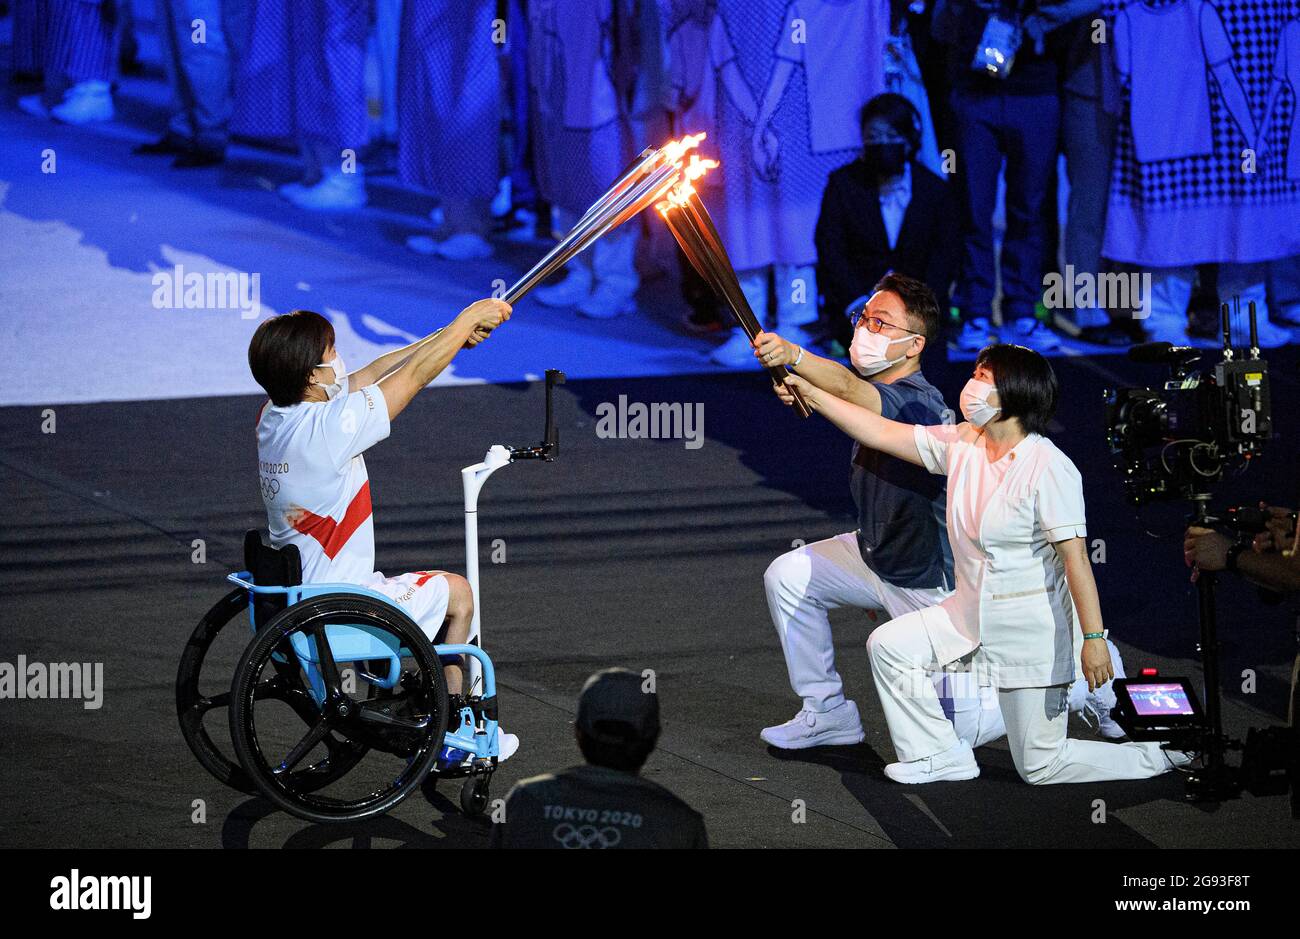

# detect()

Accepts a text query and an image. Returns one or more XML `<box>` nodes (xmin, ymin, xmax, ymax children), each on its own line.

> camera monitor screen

<box><xmin>1124</xmin><ymin>682</ymin><xmax>1197</xmax><ymax>717</ymax></box>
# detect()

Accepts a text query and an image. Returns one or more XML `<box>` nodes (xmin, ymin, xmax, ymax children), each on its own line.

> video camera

<box><xmin>1105</xmin><ymin>301</ymin><xmax>1272</xmax><ymax>504</ymax></box>
<box><xmin>1101</xmin><ymin>300</ymin><xmax>1293</xmax><ymax>807</ymax></box>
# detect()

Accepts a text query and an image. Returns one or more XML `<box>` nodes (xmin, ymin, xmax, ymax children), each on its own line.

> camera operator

<box><xmin>1184</xmin><ymin>504</ymin><xmax>1300</xmax><ymax>595</ymax></box>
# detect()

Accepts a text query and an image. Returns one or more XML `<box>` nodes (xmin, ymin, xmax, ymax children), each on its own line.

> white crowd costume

<box><xmin>663</xmin><ymin>0</ymin><xmax>889</xmax><ymax>342</ymax></box>
<box><xmin>255</xmin><ymin>379</ymin><xmax>452</xmax><ymax>640</ymax></box>
<box><xmin>870</xmin><ymin>424</ymin><xmax>1173</xmax><ymax>784</ymax></box>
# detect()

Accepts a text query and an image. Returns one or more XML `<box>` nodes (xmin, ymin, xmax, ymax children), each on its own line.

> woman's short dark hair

<box><xmin>248</xmin><ymin>310</ymin><xmax>335</xmax><ymax>406</ymax></box>
<box><xmin>873</xmin><ymin>271</ymin><xmax>940</xmax><ymax>346</ymax></box>
<box><xmin>975</xmin><ymin>343</ymin><xmax>1059</xmax><ymax>436</ymax></box>
<box><xmin>858</xmin><ymin>92</ymin><xmax>922</xmax><ymax>155</ymax></box>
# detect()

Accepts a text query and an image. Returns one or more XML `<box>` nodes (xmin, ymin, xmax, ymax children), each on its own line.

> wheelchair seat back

<box><xmin>243</xmin><ymin>530</ymin><xmax>301</xmax><ymax>629</ymax></box>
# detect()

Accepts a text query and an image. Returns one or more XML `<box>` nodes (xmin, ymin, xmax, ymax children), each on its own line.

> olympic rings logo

<box><xmin>259</xmin><ymin>476</ymin><xmax>280</xmax><ymax>499</ymax></box>
<box><xmin>552</xmin><ymin>823</ymin><xmax>622</xmax><ymax>849</ymax></box>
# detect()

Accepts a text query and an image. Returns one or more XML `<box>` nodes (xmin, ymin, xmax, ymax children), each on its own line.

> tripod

<box><xmin>1185</xmin><ymin>492</ymin><xmax>1243</xmax><ymax>801</ymax></box>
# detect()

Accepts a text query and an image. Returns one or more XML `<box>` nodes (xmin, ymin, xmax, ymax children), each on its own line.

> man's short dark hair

<box><xmin>974</xmin><ymin>343</ymin><xmax>1059</xmax><ymax>436</ymax></box>
<box><xmin>873</xmin><ymin>272</ymin><xmax>940</xmax><ymax>347</ymax></box>
<box><xmin>248</xmin><ymin>310</ymin><xmax>335</xmax><ymax>406</ymax></box>
<box><xmin>577</xmin><ymin>721</ymin><xmax>658</xmax><ymax>773</ymax></box>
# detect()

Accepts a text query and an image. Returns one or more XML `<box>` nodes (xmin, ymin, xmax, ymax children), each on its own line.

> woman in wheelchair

<box><xmin>247</xmin><ymin>297</ymin><xmax>518</xmax><ymax>760</ymax></box>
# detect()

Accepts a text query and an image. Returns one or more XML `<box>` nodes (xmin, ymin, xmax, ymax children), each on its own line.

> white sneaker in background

<box><xmin>576</xmin><ymin>279</ymin><xmax>637</xmax><ymax>319</ymax></box>
<box><xmin>405</xmin><ymin>234</ymin><xmax>438</xmax><ymax>255</ymax></box>
<box><xmin>1251</xmin><ymin>317</ymin><xmax>1292</xmax><ymax>349</ymax></box>
<box><xmin>760</xmin><ymin>700</ymin><xmax>866</xmax><ymax>749</ymax></box>
<box><xmin>534</xmin><ymin>265</ymin><xmax>593</xmax><ymax>307</ymax></box>
<box><xmin>17</xmin><ymin>93</ymin><xmax>50</xmax><ymax>119</ymax></box>
<box><xmin>710</xmin><ymin>327</ymin><xmax>761</xmax><ymax>368</ymax></box>
<box><xmin>1068</xmin><ymin>638</ymin><xmax>1127</xmax><ymax>739</ymax></box>
<box><xmin>282</xmin><ymin>171</ymin><xmax>367</xmax><ymax>211</ymax></box>
<box><xmin>50</xmin><ymin>80</ymin><xmax>113</xmax><ymax>124</ymax></box>
<box><xmin>1145</xmin><ymin>312</ymin><xmax>1192</xmax><ymax>346</ymax></box>
<box><xmin>883</xmin><ymin>741</ymin><xmax>980</xmax><ymax>784</ymax></box>
<box><xmin>434</xmin><ymin>232</ymin><xmax>494</xmax><ymax>261</ymax></box>
<box><xmin>491</xmin><ymin>177</ymin><xmax>512</xmax><ymax>218</ymax></box>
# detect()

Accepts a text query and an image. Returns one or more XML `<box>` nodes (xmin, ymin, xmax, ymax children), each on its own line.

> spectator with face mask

<box><xmin>814</xmin><ymin>93</ymin><xmax>957</xmax><ymax>354</ymax></box>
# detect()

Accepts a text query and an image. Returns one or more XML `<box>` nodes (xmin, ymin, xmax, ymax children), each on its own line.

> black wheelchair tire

<box><xmin>228</xmin><ymin>593</ymin><xmax>449</xmax><ymax>824</ymax></box>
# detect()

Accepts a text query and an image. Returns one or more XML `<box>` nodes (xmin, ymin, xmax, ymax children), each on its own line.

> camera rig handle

<box><xmin>509</xmin><ymin>369</ymin><xmax>566</xmax><ymax>462</ymax></box>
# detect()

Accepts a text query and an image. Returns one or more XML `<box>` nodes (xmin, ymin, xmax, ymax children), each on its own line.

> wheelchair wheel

<box><xmin>176</xmin><ymin>588</ymin><xmax>259</xmax><ymax>793</ymax></box>
<box><xmin>176</xmin><ymin>589</ymin><xmax>372</xmax><ymax>795</ymax></box>
<box><xmin>228</xmin><ymin>593</ymin><xmax>449</xmax><ymax>824</ymax></box>
<box><xmin>459</xmin><ymin>774</ymin><xmax>491</xmax><ymax>817</ymax></box>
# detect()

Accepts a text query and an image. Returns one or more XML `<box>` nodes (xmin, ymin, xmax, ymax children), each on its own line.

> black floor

<box><xmin>2</xmin><ymin>353</ymin><xmax>1298</xmax><ymax>848</ymax></box>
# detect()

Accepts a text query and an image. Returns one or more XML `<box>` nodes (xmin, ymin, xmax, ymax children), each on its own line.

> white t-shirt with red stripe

<box><xmin>256</xmin><ymin>384</ymin><xmax>390</xmax><ymax>584</ymax></box>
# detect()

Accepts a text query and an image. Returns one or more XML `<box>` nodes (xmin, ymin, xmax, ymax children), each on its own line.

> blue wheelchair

<box><xmin>176</xmin><ymin>370</ymin><xmax>565</xmax><ymax>824</ymax></box>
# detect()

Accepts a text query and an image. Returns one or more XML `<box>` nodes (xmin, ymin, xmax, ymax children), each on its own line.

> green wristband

<box><xmin>1083</xmin><ymin>632</ymin><xmax>1105</xmax><ymax>641</ymax></box>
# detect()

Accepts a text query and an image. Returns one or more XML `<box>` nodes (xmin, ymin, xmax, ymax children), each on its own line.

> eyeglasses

<box><xmin>849</xmin><ymin>308</ymin><xmax>915</xmax><ymax>336</ymax></box>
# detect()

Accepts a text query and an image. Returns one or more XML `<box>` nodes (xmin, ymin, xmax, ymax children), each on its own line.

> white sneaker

<box><xmin>405</xmin><ymin>234</ymin><xmax>438</xmax><ymax>255</ymax></box>
<box><xmin>1164</xmin><ymin>748</ymin><xmax>1195</xmax><ymax>769</ymax></box>
<box><xmin>491</xmin><ymin>176</ymin><xmax>512</xmax><ymax>218</ymax></box>
<box><xmin>497</xmin><ymin>730</ymin><xmax>519</xmax><ymax>762</ymax></box>
<box><xmin>17</xmin><ymin>93</ymin><xmax>50</xmax><ymax>119</ymax></box>
<box><xmin>1251</xmin><ymin>317</ymin><xmax>1293</xmax><ymax>349</ymax></box>
<box><xmin>533</xmin><ymin>265</ymin><xmax>593</xmax><ymax>307</ymax></box>
<box><xmin>434</xmin><ymin>231</ymin><xmax>494</xmax><ymax>261</ymax></box>
<box><xmin>281</xmin><ymin>171</ymin><xmax>367</xmax><ymax>211</ymax></box>
<box><xmin>760</xmin><ymin>700</ymin><xmax>865</xmax><ymax>749</ymax></box>
<box><xmin>51</xmin><ymin>81</ymin><xmax>113</xmax><ymax>124</ymax></box>
<box><xmin>1068</xmin><ymin>639</ymin><xmax>1127</xmax><ymax>739</ymax></box>
<box><xmin>884</xmin><ymin>741</ymin><xmax>980</xmax><ymax>784</ymax></box>
<box><xmin>1145</xmin><ymin>312</ymin><xmax>1192</xmax><ymax>346</ymax></box>
<box><xmin>710</xmin><ymin>327</ymin><xmax>760</xmax><ymax>368</ymax></box>
<box><xmin>576</xmin><ymin>280</ymin><xmax>637</xmax><ymax>319</ymax></box>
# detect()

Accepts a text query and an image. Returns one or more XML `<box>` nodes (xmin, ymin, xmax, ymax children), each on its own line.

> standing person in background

<box><xmin>815</xmin><ymin>93</ymin><xmax>956</xmax><ymax>352</ymax></box>
<box><xmin>701</xmin><ymin>0</ymin><xmax>891</xmax><ymax>368</ymax></box>
<box><xmin>936</xmin><ymin>0</ymin><xmax>1067</xmax><ymax>354</ymax></box>
<box><xmin>133</xmin><ymin>0</ymin><xmax>251</xmax><ymax>168</ymax></box>
<box><xmin>17</xmin><ymin>0</ymin><xmax>116</xmax><ymax>124</ymax></box>
<box><xmin>233</xmin><ymin>0</ymin><xmax>370</xmax><ymax>211</ymax></box>
<box><xmin>398</xmin><ymin>0</ymin><xmax>505</xmax><ymax>261</ymax></box>
<box><xmin>1051</xmin><ymin>1</ymin><xmax>1140</xmax><ymax>345</ymax></box>
<box><xmin>527</xmin><ymin>0</ymin><xmax>655</xmax><ymax>319</ymax></box>
<box><xmin>11</xmin><ymin>0</ymin><xmax>49</xmax><ymax>83</ymax></box>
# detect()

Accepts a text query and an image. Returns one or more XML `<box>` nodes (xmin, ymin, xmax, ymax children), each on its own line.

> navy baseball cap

<box><xmin>575</xmin><ymin>668</ymin><xmax>660</xmax><ymax>743</ymax></box>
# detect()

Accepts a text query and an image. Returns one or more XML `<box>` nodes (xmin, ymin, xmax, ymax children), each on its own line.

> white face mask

<box><xmin>960</xmin><ymin>377</ymin><xmax>1001</xmax><ymax>428</ymax></box>
<box><xmin>849</xmin><ymin>329</ymin><xmax>915</xmax><ymax>377</ymax></box>
<box><xmin>313</xmin><ymin>355</ymin><xmax>347</xmax><ymax>400</ymax></box>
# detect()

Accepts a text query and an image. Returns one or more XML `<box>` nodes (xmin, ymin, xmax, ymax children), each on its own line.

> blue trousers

<box><xmin>160</xmin><ymin>0</ymin><xmax>249</xmax><ymax>150</ymax></box>
<box><xmin>951</xmin><ymin>87</ymin><xmax>1061</xmax><ymax>321</ymax></box>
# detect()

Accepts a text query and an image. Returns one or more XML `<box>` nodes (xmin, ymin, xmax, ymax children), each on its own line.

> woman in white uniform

<box><xmin>783</xmin><ymin>345</ymin><xmax>1185</xmax><ymax>785</ymax></box>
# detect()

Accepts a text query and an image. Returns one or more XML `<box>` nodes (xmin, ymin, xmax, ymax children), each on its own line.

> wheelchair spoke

<box><xmin>356</xmin><ymin>699</ymin><xmax>432</xmax><ymax>733</ymax></box>
<box><xmin>274</xmin><ymin>719</ymin><xmax>332</xmax><ymax>776</ymax></box>
<box><xmin>306</xmin><ymin>622</ymin><xmax>344</xmax><ymax>697</ymax></box>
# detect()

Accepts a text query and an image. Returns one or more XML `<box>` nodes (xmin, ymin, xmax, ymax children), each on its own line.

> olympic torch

<box><xmin>656</xmin><ymin>164</ymin><xmax>812</xmax><ymax>418</ymax></box>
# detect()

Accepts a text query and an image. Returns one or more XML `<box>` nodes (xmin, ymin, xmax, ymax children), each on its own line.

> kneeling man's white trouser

<box><xmin>764</xmin><ymin>533</ymin><xmax>1000</xmax><ymax>743</ymax></box>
